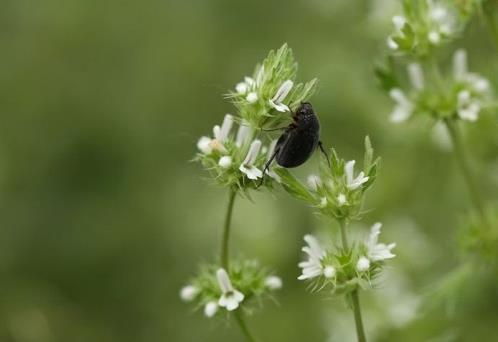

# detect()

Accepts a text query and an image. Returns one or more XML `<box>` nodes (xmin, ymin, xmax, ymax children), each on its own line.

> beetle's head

<box><xmin>296</xmin><ymin>102</ymin><xmax>315</xmax><ymax>117</ymax></box>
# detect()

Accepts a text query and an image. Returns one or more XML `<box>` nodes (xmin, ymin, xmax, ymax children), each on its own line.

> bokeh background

<box><xmin>0</xmin><ymin>0</ymin><xmax>497</xmax><ymax>341</ymax></box>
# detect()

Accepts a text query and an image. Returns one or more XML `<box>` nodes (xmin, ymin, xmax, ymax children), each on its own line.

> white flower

<box><xmin>392</xmin><ymin>15</ymin><xmax>406</xmax><ymax>31</ymax></box>
<box><xmin>197</xmin><ymin>114</ymin><xmax>234</xmax><ymax>154</ymax></box>
<box><xmin>265</xmin><ymin>276</ymin><xmax>283</xmax><ymax>290</ymax></box>
<box><xmin>457</xmin><ymin>90</ymin><xmax>480</xmax><ymax>122</ymax></box>
<box><xmin>356</xmin><ymin>257</ymin><xmax>371</xmax><ymax>272</ymax></box>
<box><xmin>204</xmin><ymin>301</ymin><xmax>218</xmax><ymax>318</ymax></box>
<box><xmin>407</xmin><ymin>63</ymin><xmax>424</xmax><ymax>90</ymax></box>
<box><xmin>428</xmin><ymin>1</ymin><xmax>455</xmax><ymax>37</ymax></box>
<box><xmin>298</xmin><ymin>235</ymin><xmax>326</xmax><ymax>280</ymax></box>
<box><xmin>235</xmin><ymin>122</ymin><xmax>251</xmax><ymax>147</ymax></box>
<box><xmin>344</xmin><ymin>160</ymin><xmax>369</xmax><ymax>190</ymax></box>
<box><xmin>246</xmin><ymin>92</ymin><xmax>258</xmax><ymax>103</ymax></box>
<box><xmin>269</xmin><ymin>80</ymin><xmax>293</xmax><ymax>112</ymax></box>
<box><xmin>337</xmin><ymin>193</ymin><xmax>347</xmax><ymax>206</ymax></box>
<box><xmin>264</xmin><ymin>139</ymin><xmax>281</xmax><ymax>182</ymax></box>
<box><xmin>431</xmin><ymin>121</ymin><xmax>452</xmax><ymax>152</ymax></box>
<box><xmin>323</xmin><ymin>265</ymin><xmax>336</xmax><ymax>278</ymax></box>
<box><xmin>239</xmin><ymin>140</ymin><xmax>263</xmax><ymax>180</ymax></box>
<box><xmin>319</xmin><ymin>197</ymin><xmax>328</xmax><ymax>208</ymax></box>
<box><xmin>387</xmin><ymin>37</ymin><xmax>398</xmax><ymax>50</ymax></box>
<box><xmin>180</xmin><ymin>285</ymin><xmax>199</xmax><ymax>301</ymax></box>
<box><xmin>216</xmin><ymin>268</ymin><xmax>244</xmax><ymax>311</ymax></box>
<box><xmin>366</xmin><ymin>222</ymin><xmax>396</xmax><ymax>261</ymax></box>
<box><xmin>235</xmin><ymin>76</ymin><xmax>255</xmax><ymax>94</ymax></box>
<box><xmin>453</xmin><ymin>49</ymin><xmax>491</xmax><ymax>95</ymax></box>
<box><xmin>197</xmin><ymin>136</ymin><xmax>213</xmax><ymax>154</ymax></box>
<box><xmin>428</xmin><ymin>31</ymin><xmax>440</xmax><ymax>44</ymax></box>
<box><xmin>218</xmin><ymin>156</ymin><xmax>232</xmax><ymax>168</ymax></box>
<box><xmin>389</xmin><ymin>88</ymin><xmax>413</xmax><ymax>123</ymax></box>
<box><xmin>307</xmin><ymin>174</ymin><xmax>322</xmax><ymax>191</ymax></box>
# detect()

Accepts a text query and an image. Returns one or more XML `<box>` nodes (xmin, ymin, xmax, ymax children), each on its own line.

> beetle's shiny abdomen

<box><xmin>275</xmin><ymin>114</ymin><xmax>320</xmax><ymax>168</ymax></box>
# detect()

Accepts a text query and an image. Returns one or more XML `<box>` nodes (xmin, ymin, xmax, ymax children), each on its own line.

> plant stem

<box><xmin>351</xmin><ymin>290</ymin><xmax>367</xmax><ymax>342</ymax></box>
<box><xmin>483</xmin><ymin>1</ymin><xmax>498</xmax><ymax>51</ymax></box>
<box><xmin>338</xmin><ymin>220</ymin><xmax>367</xmax><ymax>342</ymax></box>
<box><xmin>234</xmin><ymin>311</ymin><xmax>257</xmax><ymax>342</ymax></box>
<box><xmin>444</xmin><ymin>119</ymin><xmax>490</xmax><ymax>229</ymax></box>
<box><xmin>220</xmin><ymin>189</ymin><xmax>237</xmax><ymax>270</ymax></box>
<box><xmin>339</xmin><ymin>219</ymin><xmax>349</xmax><ymax>250</ymax></box>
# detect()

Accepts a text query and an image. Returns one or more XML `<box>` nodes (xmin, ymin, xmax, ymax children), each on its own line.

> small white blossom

<box><xmin>235</xmin><ymin>122</ymin><xmax>251</xmax><ymax>147</ymax></box>
<box><xmin>265</xmin><ymin>276</ymin><xmax>283</xmax><ymax>290</ymax></box>
<box><xmin>239</xmin><ymin>140</ymin><xmax>263</xmax><ymax>180</ymax></box>
<box><xmin>428</xmin><ymin>1</ymin><xmax>455</xmax><ymax>37</ymax></box>
<box><xmin>204</xmin><ymin>301</ymin><xmax>218</xmax><ymax>318</ymax></box>
<box><xmin>246</xmin><ymin>92</ymin><xmax>258</xmax><ymax>103</ymax></box>
<box><xmin>319</xmin><ymin>197</ymin><xmax>328</xmax><ymax>208</ymax></box>
<box><xmin>307</xmin><ymin>174</ymin><xmax>322</xmax><ymax>191</ymax></box>
<box><xmin>215</xmin><ymin>114</ymin><xmax>233</xmax><ymax>143</ymax></box>
<box><xmin>453</xmin><ymin>49</ymin><xmax>491</xmax><ymax>95</ymax></box>
<box><xmin>392</xmin><ymin>15</ymin><xmax>406</xmax><ymax>31</ymax></box>
<box><xmin>197</xmin><ymin>136</ymin><xmax>213</xmax><ymax>154</ymax></box>
<box><xmin>428</xmin><ymin>31</ymin><xmax>440</xmax><ymax>44</ymax></box>
<box><xmin>431</xmin><ymin>121</ymin><xmax>452</xmax><ymax>152</ymax></box>
<box><xmin>387</xmin><ymin>37</ymin><xmax>398</xmax><ymax>50</ymax></box>
<box><xmin>298</xmin><ymin>235</ymin><xmax>326</xmax><ymax>280</ymax></box>
<box><xmin>269</xmin><ymin>80</ymin><xmax>293</xmax><ymax>112</ymax></box>
<box><xmin>218</xmin><ymin>156</ymin><xmax>232</xmax><ymax>168</ymax></box>
<box><xmin>337</xmin><ymin>193</ymin><xmax>347</xmax><ymax>206</ymax></box>
<box><xmin>216</xmin><ymin>268</ymin><xmax>244</xmax><ymax>311</ymax></box>
<box><xmin>356</xmin><ymin>257</ymin><xmax>371</xmax><ymax>272</ymax></box>
<box><xmin>344</xmin><ymin>160</ymin><xmax>369</xmax><ymax>190</ymax></box>
<box><xmin>180</xmin><ymin>285</ymin><xmax>199</xmax><ymax>302</ymax></box>
<box><xmin>235</xmin><ymin>76</ymin><xmax>255</xmax><ymax>94</ymax></box>
<box><xmin>366</xmin><ymin>223</ymin><xmax>396</xmax><ymax>261</ymax></box>
<box><xmin>323</xmin><ymin>265</ymin><xmax>336</xmax><ymax>278</ymax></box>
<box><xmin>389</xmin><ymin>88</ymin><xmax>413</xmax><ymax>123</ymax></box>
<box><xmin>457</xmin><ymin>90</ymin><xmax>480</xmax><ymax>122</ymax></box>
<box><xmin>407</xmin><ymin>63</ymin><xmax>424</xmax><ymax>90</ymax></box>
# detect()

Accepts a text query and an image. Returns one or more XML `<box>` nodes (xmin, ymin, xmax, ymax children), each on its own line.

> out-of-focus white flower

<box><xmin>246</xmin><ymin>92</ymin><xmax>258</xmax><ymax>103</ymax></box>
<box><xmin>389</xmin><ymin>88</ymin><xmax>413</xmax><ymax>123</ymax></box>
<box><xmin>269</xmin><ymin>80</ymin><xmax>293</xmax><ymax>112</ymax></box>
<box><xmin>323</xmin><ymin>265</ymin><xmax>336</xmax><ymax>279</ymax></box>
<box><xmin>427</xmin><ymin>1</ymin><xmax>456</xmax><ymax>40</ymax></box>
<box><xmin>239</xmin><ymin>140</ymin><xmax>263</xmax><ymax>180</ymax></box>
<box><xmin>204</xmin><ymin>301</ymin><xmax>218</xmax><ymax>317</ymax></box>
<box><xmin>345</xmin><ymin>160</ymin><xmax>369</xmax><ymax>190</ymax></box>
<box><xmin>298</xmin><ymin>235</ymin><xmax>326</xmax><ymax>280</ymax></box>
<box><xmin>218</xmin><ymin>156</ymin><xmax>232</xmax><ymax>168</ymax></box>
<box><xmin>307</xmin><ymin>174</ymin><xmax>322</xmax><ymax>191</ymax></box>
<box><xmin>457</xmin><ymin>90</ymin><xmax>480</xmax><ymax>121</ymax></box>
<box><xmin>366</xmin><ymin>223</ymin><xmax>396</xmax><ymax>261</ymax></box>
<box><xmin>407</xmin><ymin>63</ymin><xmax>424</xmax><ymax>90</ymax></box>
<box><xmin>197</xmin><ymin>136</ymin><xmax>213</xmax><ymax>154</ymax></box>
<box><xmin>431</xmin><ymin>121</ymin><xmax>452</xmax><ymax>152</ymax></box>
<box><xmin>453</xmin><ymin>49</ymin><xmax>491</xmax><ymax>94</ymax></box>
<box><xmin>235</xmin><ymin>76</ymin><xmax>255</xmax><ymax>94</ymax></box>
<box><xmin>356</xmin><ymin>257</ymin><xmax>371</xmax><ymax>272</ymax></box>
<box><xmin>180</xmin><ymin>285</ymin><xmax>199</xmax><ymax>301</ymax></box>
<box><xmin>265</xmin><ymin>276</ymin><xmax>283</xmax><ymax>290</ymax></box>
<box><xmin>216</xmin><ymin>268</ymin><xmax>244</xmax><ymax>311</ymax></box>
<box><xmin>387</xmin><ymin>15</ymin><xmax>406</xmax><ymax>50</ymax></box>
<box><xmin>337</xmin><ymin>193</ymin><xmax>347</xmax><ymax>206</ymax></box>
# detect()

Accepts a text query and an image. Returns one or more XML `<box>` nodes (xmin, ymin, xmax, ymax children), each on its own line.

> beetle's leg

<box><xmin>257</xmin><ymin>147</ymin><xmax>279</xmax><ymax>188</ymax></box>
<box><xmin>318</xmin><ymin>141</ymin><xmax>331</xmax><ymax>168</ymax></box>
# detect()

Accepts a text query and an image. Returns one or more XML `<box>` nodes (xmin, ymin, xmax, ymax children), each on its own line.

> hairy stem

<box><xmin>444</xmin><ymin>119</ymin><xmax>490</xmax><ymax>228</ymax></box>
<box><xmin>339</xmin><ymin>220</ymin><xmax>367</xmax><ymax>342</ymax></box>
<box><xmin>234</xmin><ymin>311</ymin><xmax>257</xmax><ymax>342</ymax></box>
<box><xmin>220</xmin><ymin>189</ymin><xmax>237</xmax><ymax>270</ymax></box>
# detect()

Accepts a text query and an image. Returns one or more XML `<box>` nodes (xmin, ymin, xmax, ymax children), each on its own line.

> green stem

<box><xmin>234</xmin><ymin>311</ymin><xmax>257</xmax><ymax>342</ymax></box>
<box><xmin>338</xmin><ymin>220</ymin><xmax>367</xmax><ymax>342</ymax></box>
<box><xmin>444</xmin><ymin>119</ymin><xmax>490</xmax><ymax>229</ymax></box>
<box><xmin>483</xmin><ymin>1</ymin><xmax>498</xmax><ymax>51</ymax></box>
<box><xmin>220</xmin><ymin>189</ymin><xmax>237</xmax><ymax>270</ymax></box>
<box><xmin>351</xmin><ymin>290</ymin><xmax>367</xmax><ymax>342</ymax></box>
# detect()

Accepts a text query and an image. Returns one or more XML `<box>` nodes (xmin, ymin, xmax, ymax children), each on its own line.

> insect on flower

<box><xmin>258</xmin><ymin>102</ymin><xmax>329</xmax><ymax>186</ymax></box>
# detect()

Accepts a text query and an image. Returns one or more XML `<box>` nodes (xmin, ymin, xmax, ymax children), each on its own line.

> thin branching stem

<box><xmin>339</xmin><ymin>220</ymin><xmax>367</xmax><ymax>342</ymax></box>
<box><xmin>444</xmin><ymin>119</ymin><xmax>490</xmax><ymax>229</ymax></box>
<box><xmin>234</xmin><ymin>311</ymin><xmax>258</xmax><ymax>342</ymax></box>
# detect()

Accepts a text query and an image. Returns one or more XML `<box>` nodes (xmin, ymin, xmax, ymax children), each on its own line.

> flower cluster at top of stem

<box><xmin>297</xmin><ymin>223</ymin><xmax>395</xmax><ymax>294</ymax></box>
<box><xmin>275</xmin><ymin>137</ymin><xmax>379</xmax><ymax>221</ymax></box>
<box><xmin>195</xmin><ymin>44</ymin><xmax>318</xmax><ymax>191</ymax></box>
<box><xmin>180</xmin><ymin>260</ymin><xmax>282</xmax><ymax>318</ymax></box>
<box><xmin>386</xmin><ymin>0</ymin><xmax>480</xmax><ymax>57</ymax></box>
<box><xmin>376</xmin><ymin>49</ymin><xmax>493</xmax><ymax>123</ymax></box>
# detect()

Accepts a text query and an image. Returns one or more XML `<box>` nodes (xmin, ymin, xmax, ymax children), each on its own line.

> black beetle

<box><xmin>258</xmin><ymin>102</ymin><xmax>328</xmax><ymax>186</ymax></box>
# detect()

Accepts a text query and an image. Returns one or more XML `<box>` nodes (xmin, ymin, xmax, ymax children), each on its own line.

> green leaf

<box><xmin>274</xmin><ymin>168</ymin><xmax>316</xmax><ymax>203</ymax></box>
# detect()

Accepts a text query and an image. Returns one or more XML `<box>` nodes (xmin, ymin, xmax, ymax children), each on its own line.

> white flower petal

<box><xmin>218</xmin><ymin>156</ymin><xmax>232</xmax><ymax>168</ymax></box>
<box><xmin>453</xmin><ymin>49</ymin><xmax>467</xmax><ymax>80</ymax></box>
<box><xmin>197</xmin><ymin>136</ymin><xmax>213</xmax><ymax>154</ymax></box>
<box><xmin>407</xmin><ymin>63</ymin><xmax>424</xmax><ymax>90</ymax></box>
<box><xmin>356</xmin><ymin>257</ymin><xmax>371</xmax><ymax>272</ymax></box>
<box><xmin>265</xmin><ymin>276</ymin><xmax>283</xmax><ymax>290</ymax></box>
<box><xmin>392</xmin><ymin>15</ymin><xmax>406</xmax><ymax>31</ymax></box>
<box><xmin>220</xmin><ymin>114</ymin><xmax>234</xmax><ymax>142</ymax></box>
<box><xmin>180</xmin><ymin>285</ymin><xmax>198</xmax><ymax>301</ymax></box>
<box><xmin>428</xmin><ymin>31</ymin><xmax>440</xmax><ymax>44</ymax></box>
<box><xmin>236</xmin><ymin>122</ymin><xmax>251</xmax><ymax>147</ymax></box>
<box><xmin>246</xmin><ymin>92</ymin><xmax>258</xmax><ymax>103</ymax></box>
<box><xmin>236</xmin><ymin>82</ymin><xmax>248</xmax><ymax>94</ymax></box>
<box><xmin>216</xmin><ymin>268</ymin><xmax>233</xmax><ymax>293</ymax></box>
<box><xmin>323</xmin><ymin>266</ymin><xmax>336</xmax><ymax>278</ymax></box>
<box><xmin>307</xmin><ymin>174</ymin><xmax>322</xmax><ymax>191</ymax></box>
<box><xmin>204</xmin><ymin>301</ymin><xmax>218</xmax><ymax>317</ymax></box>
<box><xmin>269</xmin><ymin>100</ymin><xmax>290</xmax><ymax>112</ymax></box>
<box><xmin>387</xmin><ymin>36</ymin><xmax>399</xmax><ymax>50</ymax></box>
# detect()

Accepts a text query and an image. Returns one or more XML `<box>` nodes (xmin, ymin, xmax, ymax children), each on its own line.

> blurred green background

<box><xmin>0</xmin><ymin>0</ymin><xmax>497</xmax><ymax>341</ymax></box>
